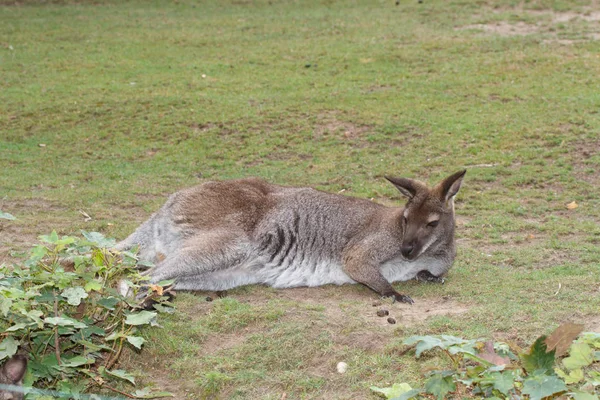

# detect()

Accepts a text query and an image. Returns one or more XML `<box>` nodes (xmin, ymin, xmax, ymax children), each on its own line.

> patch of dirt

<box><xmin>460</xmin><ymin>21</ymin><xmax>540</xmax><ymax>36</ymax></box>
<box><xmin>274</xmin><ymin>286</ymin><xmax>470</xmax><ymax>330</ymax></box>
<box><xmin>457</xmin><ymin>9</ymin><xmax>600</xmax><ymax>42</ymax></box>
<box><xmin>586</xmin><ymin>315</ymin><xmax>600</xmax><ymax>333</ymax></box>
<box><xmin>313</xmin><ymin>112</ymin><xmax>372</xmax><ymax>144</ymax></box>
<box><xmin>549</xmin><ymin>11</ymin><xmax>600</xmax><ymax>23</ymax></box>
<box><xmin>200</xmin><ymin>327</ymin><xmax>260</xmax><ymax>354</ymax></box>
<box><xmin>568</xmin><ymin>138</ymin><xmax>600</xmax><ymax>186</ymax></box>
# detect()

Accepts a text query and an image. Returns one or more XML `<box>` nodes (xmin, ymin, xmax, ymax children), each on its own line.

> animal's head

<box><xmin>0</xmin><ymin>355</ymin><xmax>27</xmax><ymax>400</ymax></box>
<box><xmin>385</xmin><ymin>170</ymin><xmax>466</xmax><ymax>262</ymax></box>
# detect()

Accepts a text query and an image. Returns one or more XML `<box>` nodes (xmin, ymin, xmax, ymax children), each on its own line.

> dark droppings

<box><xmin>387</xmin><ymin>317</ymin><xmax>396</xmax><ymax>324</ymax></box>
<box><xmin>376</xmin><ymin>309</ymin><xmax>389</xmax><ymax>317</ymax></box>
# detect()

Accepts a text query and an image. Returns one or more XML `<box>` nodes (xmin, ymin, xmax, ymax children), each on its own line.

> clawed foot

<box><xmin>383</xmin><ymin>291</ymin><xmax>414</xmax><ymax>305</ymax></box>
<box><xmin>416</xmin><ymin>270</ymin><xmax>445</xmax><ymax>284</ymax></box>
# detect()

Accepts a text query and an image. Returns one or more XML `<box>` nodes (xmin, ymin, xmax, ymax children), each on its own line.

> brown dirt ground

<box><xmin>456</xmin><ymin>9</ymin><xmax>600</xmax><ymax>43</ymax></box>
<box><xmin>123</xmin><ymin>285</ymin><xmax>470</xmax><ymax>399</ymax></box>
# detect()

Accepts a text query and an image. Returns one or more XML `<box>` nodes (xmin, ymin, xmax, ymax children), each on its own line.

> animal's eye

<box><xmin>427</xmin><ymin>220</ymin><xmax>439</xmax><ymax>228</ymax></box>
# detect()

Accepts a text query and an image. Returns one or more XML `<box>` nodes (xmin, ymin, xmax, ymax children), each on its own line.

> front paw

<box><xmin>383</xmin><ymin>291</ymin><xmax>414</xmax><ymax>305</ymax></box>
<box><xmin>416</xmin><ymin>270</ymin><xmax>445</xmax><ymax>284</ymax></box>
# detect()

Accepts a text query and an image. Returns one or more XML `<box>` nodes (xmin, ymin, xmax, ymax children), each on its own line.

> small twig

<box><xmin>553</xmin><ymin>282</ymin><xmax>562</xmax><ymax>296</ymax></box>
<box><xmin>78</xmin><ymin>210</ymin><xmax>92</xmax><ymax>221</ymax></box>
<box><xmin>98</xmin><ymin>382</ymin><xmax>137</xmax><ymax>399</ymax></box>
<box><xmin>106</xmin><ymin>337</ymin><xmax>125</xmax><ymax>370</ymax></box>
<box><xmin>443</xmin><ymin>348</ymin><xmax>460</xmax><ymax>368</ymax></box>
<box><xmin>53</xmin><ymin>290</ymin><xmax>61</xmax><ymax>366</ymax></box>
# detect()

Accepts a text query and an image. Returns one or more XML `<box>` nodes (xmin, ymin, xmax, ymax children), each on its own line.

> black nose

<box><xmin>401</xmin><ymin>243</ymin><xmax>415</xmax><ymax>258</ymax></box>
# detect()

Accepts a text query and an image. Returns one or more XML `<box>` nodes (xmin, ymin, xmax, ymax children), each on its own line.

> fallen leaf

<box><xmin>79</xmin><ymin>210</ymin><xmax>92</xmax><ymax>222</ymax></box>
<box><xmin>149</xmin><ymin>284</ymin><xmax>164</xmax><ymax>296</ymax></box>
<box><xmin>567</xmin><ymin>201</ymin><xmax>578</xmax><ymax>210</ymax></box>
<box><xmin>545</xmin><ymin>323</ymin><xmax>584</xmax><ymax>357</ymax></box>
<box><xmin>521</xmin><ymin>336</ymin><xmax>555</xmax><ymax>375</ymax></box>
<box><xmin>479</xmin><ymin>341</ymin><xmax>510</xmax><ymax>365</ymax></box>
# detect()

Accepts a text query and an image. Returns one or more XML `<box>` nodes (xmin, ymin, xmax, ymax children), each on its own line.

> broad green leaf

<box><xmin>98</xmin><ymin>297</ymin><xmax>120</xmax><ymax>310</ymax></box>
<box><xmin>75</xmin><ymin>339</ymin><xmax>111</xmax><ymax>352</ymax></box>
<box><xmin>571</xmin><ymin>391</ymin><xmax>600</xmax><ymax>400</ymax></box>
<box><xmin>0</xmin><ymin>337</ymin><xmax>19</xmax><ymax>361</ymax></box>
<box><xmin>133</xmin><ymin>387</ymin><xmax>174</xmax><ymax>398</ymax></box>
<box><xmin>563</xmin><ymin>343</ymin><xmax>594</xmax><ymax>370</ymax></box>
<box><xmin>44</xmin><ymin>316</ymin><xmax>87</xmax><ymax>329</ymax></box>
<box><xmin>81</xmin><ymin>231</ymin><xmax>116</xmax><ymax>248</ymax></box>
<box><xmin>137</xmin><ymin>259</ymin><xmax>155</xmax><ymax>268</ymax></box>
<box><xmin>61</xmin><ymin>287</ymin><xmax>88</xmax><ymax>306</ymax></box>
<box><xmin>390</xmin><ymin>389</ymin><xmax>422</xmax><ymax>400</ymax></box>
<box><xmin>555</xmin><ymin>367</ymin><xmax>584</xmax><ymax>384</ymax></box>
<box><xmin>126</xmin><ymin>335</ymin><xmax>146</xmax><ymax>349</ymax></box>
<box><xmin>425</xmin><ymin>374</ymin><xmax>456</xmax><ymax>400</ymax></box>
<box><xmin>522</xmin><ymin>374</ymin><xmax>567</xmax><ymax>400</ymax></box>
<box><xmin>80</xmin><ymin>325</ymin><xmax>106</xmax><ymax>339</ymax></box>
<box><xmin>61</xmin><ymin>356</ymin><xmax>94</xmax><ymax>367</ymax></box>
<box><xmin>84</xmin><ymin>280</ymin><xmax>103</xmax><ymax>292</ymax></box>
<box><xmin>105</xmin><ymin>368</ymin><xmax>136</xmax><ymax>385</ymax></box>
<box><xmin>40</xmin><ymin>231</ymin><xmax>59</xmax><ymax>244</ymax></box>
<box><xmin>0</xmin><ymin>210</ymin><xmax>16</xmax><ymax>220</ymax></box>
<box><xmin>521</xmin><ymin>336</ymin><xmax>555</xmax><ymax>375</ymax></box>
<box><xmin>5</xmin><ymin>323</ymin><xmax>31</xmax><ymax>332</ymax></box>
<box><xmin>490</xmin><ymin>371</ymin><xmax>514</xmax><ymax>395</ymax></box>
<box><xmin>588</xmin><ymin>370</ymin><xmax>600</xmax><ymax>385</ymax></box>
<box><xmin>27</xmin><ymin>245</ymin><xmax>48</xmax><ymax>265</ymax></box>
<box><xmin>371</xmin><ymin>383</ymin><xmax>413</xmax><ymax>399</ymax></box>
<box><xmin>106</xmin><ymin>332</ymin><xmax>127</xmax><ymax>341</ymax></box>
<box><xmin>0</xmin><ymin>296</ymin><xmax>12</xmax><ymax>317</ymax></box>
<box><xmin>125</xmin><ymin>311</ymin><xmax>157</xmax><ymax>326</ymax></box>
<box><xmin>404</xmin><ymin>335</ymin><xmax>444</xmax><ymax>357</ymax></box>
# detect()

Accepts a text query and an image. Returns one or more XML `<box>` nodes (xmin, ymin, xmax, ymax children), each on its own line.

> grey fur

<box><xmin>116</xmin><ymin>171</ymin><xmax>466</xmax><ymax>304</ymax></box>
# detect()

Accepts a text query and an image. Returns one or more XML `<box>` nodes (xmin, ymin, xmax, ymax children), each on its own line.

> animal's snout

<box><xmin>401</xmin><ymin>243</ymin><xmax>415</xmax><ymax>259</ymax></box>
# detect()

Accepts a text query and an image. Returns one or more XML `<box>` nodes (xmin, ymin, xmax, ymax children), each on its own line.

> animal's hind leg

<box><xmin>147</xmin><ymin>230</ymin><xmax>253</xmax><ymax>285</ymax></box>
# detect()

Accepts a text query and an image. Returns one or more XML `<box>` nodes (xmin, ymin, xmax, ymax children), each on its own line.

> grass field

<box><xmin>1</xmin><ymin>0</ymin><xmax>600</xmax><ymax>398</ymax></box>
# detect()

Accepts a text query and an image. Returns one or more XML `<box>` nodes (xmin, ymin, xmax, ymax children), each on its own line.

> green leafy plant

<box><xmin>0</xmin><ymin>231</ymin><xmax>174</xmax><ymax>399</ymax></box>
<box><xmin>372</xmin><ymin>324</ymin><xmax>600</xmax><ymax>400</ymax></box>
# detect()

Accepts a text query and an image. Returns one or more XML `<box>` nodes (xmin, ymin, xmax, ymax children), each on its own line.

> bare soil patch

<box><xmin>313</xmin><ymin>112</ymin><xmax>373</xmax><ymax>144</ymax></box>
<box><xmin>568</xmin><ymin>138</ymin><xmax>600</xmax><ymax>186</ymax></box>
<box><xmin>457</xmin><ymin>9</ymin><xmax>600</xmax><ymax>42</ymax></box>
<box><xmin>460</xmin><ymin>21</ymin><xmax>540</xmax><ymax>36</ymax></box>
<box><xmin>586</xmin><ymin>315</ymin><xmax>600</xmax><ymax>333</ymax></box>
<box><xmin>269</xmin><ymin>286</ymin><xmax>469</xmax><ymax>330</ymax></box>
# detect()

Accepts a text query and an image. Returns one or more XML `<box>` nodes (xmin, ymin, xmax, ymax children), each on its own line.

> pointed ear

<box><xmin>385</xmin><ymin>176</ymin><xmax>420</xmax><ymax>199</ymax></box>
<box><xmin>3</xmin><ymin>355</ymin><xmax>27</xmax><ymax>383</ymax></box>
<box><xmin>439</xmin><ymin>170</ymin><xmax>466</xmax><ymax>202</ymax></box>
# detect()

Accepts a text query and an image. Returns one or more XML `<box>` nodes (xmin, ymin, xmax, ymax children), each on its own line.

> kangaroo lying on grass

<box><xmin>0</xmin><ymin>355</ymin><xmax>27</xmax><ymax>400</ymax></box>
<box><xmin>116</xmin><ymin>170</ymin><xmax>466</xmax><ymax>304</ymax></box>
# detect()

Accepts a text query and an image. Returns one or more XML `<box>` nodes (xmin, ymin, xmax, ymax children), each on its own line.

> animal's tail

<box><xmin>113</xmin><ymin>212</ymin><xmax>158</xmax><ymax>255</ymax></box>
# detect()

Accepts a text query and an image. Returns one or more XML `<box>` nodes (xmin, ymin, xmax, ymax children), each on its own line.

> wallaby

<box><xmin>0</xmin><ymin>355</ymin><xmax>27</xmax><ymax>400</ymax></box>
<box><xmin>116</xmin><ymin>170</ymin><xmax>466</xmax><ymax>304</ymax></box>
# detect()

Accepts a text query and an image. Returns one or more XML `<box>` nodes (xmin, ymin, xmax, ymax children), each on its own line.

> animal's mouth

<box><xmin>416</xmin><ymin>270</ymin><xmax>445</xmax><ymax>284</ymax></box>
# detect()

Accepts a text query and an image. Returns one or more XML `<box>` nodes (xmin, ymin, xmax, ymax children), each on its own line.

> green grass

<box><xmin>1</xmin><ymin>0</ymin><xmax>600</xmax><ymax>398</ymax></box>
